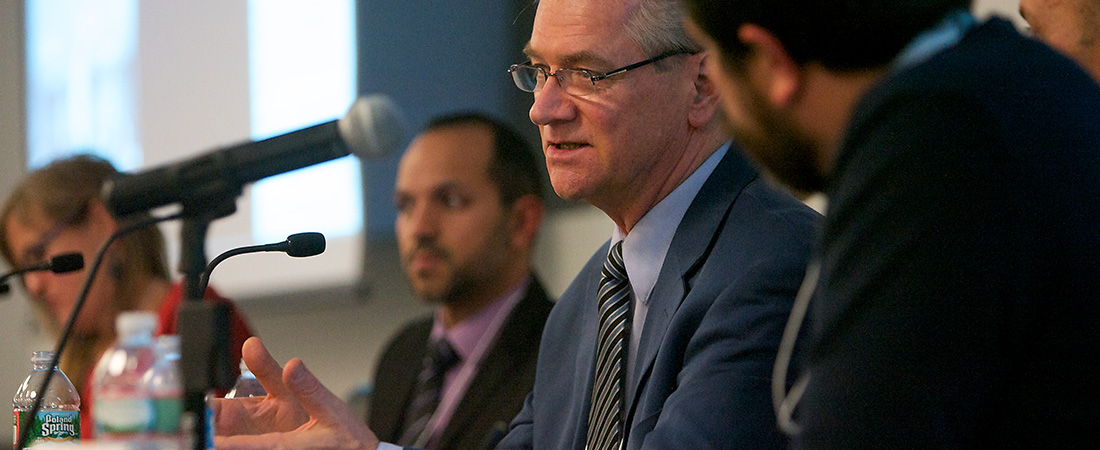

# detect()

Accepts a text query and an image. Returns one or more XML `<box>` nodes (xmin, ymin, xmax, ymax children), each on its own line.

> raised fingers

<box><xmin>282</xmin><ymin>359</ymin><xmax>380</xmax><ymax>447</ymax></box>
<box><xmin>241</xmin><ymin>337</ymin><xmax>291</xmax><ymax>397</ymax></box>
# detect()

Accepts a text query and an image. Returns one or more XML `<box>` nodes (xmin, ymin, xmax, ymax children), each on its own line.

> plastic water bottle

<box><xmin>90</xmin><ymin>311</ymin><xmax>158</xmax><ymax>440</ymax></box>
<box><xmin>12</xmin><ymin>350</ymin><xmax>81</xmax><ymax>447</ymax></box>
<box><xmin>216</xmin><ymin>361</ymin><xmax>265</xmax><ymax>450</ymax></box>
<box><xmin>225</xmin><ymin>361</ymin><xmax>266</xmax><ymax>399</ymax></box>
<box><xmin>142</xmin><ymin>335</ymin><xmax>182</xmax><ymax>443</ymax></box>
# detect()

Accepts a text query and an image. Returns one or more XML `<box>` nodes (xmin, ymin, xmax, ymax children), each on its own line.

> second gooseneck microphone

<box><xmin>197</xmin><ymin>232</ymin><xmax>326</xmax><ymax>294</ymax></box>
<box><xmin>0</xmin><ymin>253</ymin><xmax>85</xmax><ymax>296</ymax></box>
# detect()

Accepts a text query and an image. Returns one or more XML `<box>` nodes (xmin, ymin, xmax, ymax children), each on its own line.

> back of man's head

<box><xmin>424</xmin><ymin>113</ymin><xmax>544</xmax><ymax>206</ymax></box>
<box><xmin>683</xmin><ymin>0</ymin><xmax>973</xmax><ymax>71</ymax></box>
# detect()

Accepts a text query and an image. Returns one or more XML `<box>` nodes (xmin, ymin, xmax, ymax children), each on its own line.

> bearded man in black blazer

<box><xmin>684</xmin><ymin>0</ymin><xmax>1100</xmax><ymax>447</ymax></box>
<box><xmin>367</xmin><ymin>113</ymin><xmax>552</xmax><ymax>450</ymax></box>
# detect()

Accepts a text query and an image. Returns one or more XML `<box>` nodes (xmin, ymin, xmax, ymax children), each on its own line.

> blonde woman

<box><xmin>0</xmin><ymin>154</ymin><xmax>254</xmax><ymax>438</ymax></box>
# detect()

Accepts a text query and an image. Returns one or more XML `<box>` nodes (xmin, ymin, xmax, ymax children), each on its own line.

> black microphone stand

<box><xmin>176</xmin><ymin>190</ymin><xmax>240</xmax><ymax>450</ymax></box>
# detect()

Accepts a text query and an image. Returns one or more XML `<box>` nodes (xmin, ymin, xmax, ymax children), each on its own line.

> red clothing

<box><xmin>80</xmin><ymin>283</ymin><xmax>254</xmax><ymax>438</ymax></box>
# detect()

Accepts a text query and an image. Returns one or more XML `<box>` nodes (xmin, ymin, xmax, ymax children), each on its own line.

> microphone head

<box><xmin>285</xmin><ymin>232</ymin><xmax>326</xmax><ymax>258</ymax></box>
<box><xmin>48</xmin><ymin>253</ymin><xmax>85</xmax><ymax>274</ymax></box>
<box><xmin>338</xmin><ymin>95</ymin><xmax>407</xmax><ymax>160</ymax></box>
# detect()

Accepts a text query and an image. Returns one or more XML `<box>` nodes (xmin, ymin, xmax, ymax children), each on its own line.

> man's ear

<box><xmin>737</xmin><ymin>24</ymin><xmax>802</xmax><ymax>107</ymax></box>
<box><xmin>507</xmin><ymin>195</ymin><xmax>544</xmax><ymax>250</ymax></box>
<box><xmin>687</xmin><ymin>51</ymin><xmax>722</xmax><ymax>128</ymax></box>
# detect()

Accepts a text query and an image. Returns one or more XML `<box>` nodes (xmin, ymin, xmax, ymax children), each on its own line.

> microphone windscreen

<box><xmin>338</xmin><ymin>95</ymin><xmax>407</xmax><ymax>160</ymax></box>
<box><xmin>48</xmin><ymin>253</ymin><xmax>85</xmax><ymax>274</ymax></box>
<box><xmin>285</xmin><ymin>232</ymin><xmax>326</xmax><ymax>258</ymax></box>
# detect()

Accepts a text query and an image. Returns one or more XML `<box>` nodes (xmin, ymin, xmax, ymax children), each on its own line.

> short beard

<box><xmin>410</xmin><ymin>259</ymin><xmax>477</xmax><ymax>307</ymax></box>
<box><xmin>430</xmin><ymin>269</ymin><xmax>480</xmax><ymax>308</ymax></box>
<box><xmin>404</xmin><ymin>221</ymin><xmax>511</xmax><ymax>309</ymax></box>
<box><xmin>729</xmin><ymin>80</ymin><xmax>827</xmax><ymax>193</ymax></box>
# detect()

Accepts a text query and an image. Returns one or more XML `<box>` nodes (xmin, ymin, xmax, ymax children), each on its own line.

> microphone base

<box><xmin>179</xmin><ymin>301</ymin><xmax>234</xmax><ymax>450</ymax></box>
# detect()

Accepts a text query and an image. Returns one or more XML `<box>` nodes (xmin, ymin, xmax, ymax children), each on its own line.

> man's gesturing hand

<box><xmin>213</xmin><ymin>337</ymin><xmax>382</xmax><ymax>450</ymax></box>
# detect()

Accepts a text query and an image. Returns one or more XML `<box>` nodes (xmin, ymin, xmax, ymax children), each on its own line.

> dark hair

<box><xmin>683</xmin><ymin>0</ymin><xmax>973</xmax><ymax>71</ymax></box>
<box><xmin>425</xmin><ymin>112</ymin><xmax>545</xmax><ymax>205</ymax></box>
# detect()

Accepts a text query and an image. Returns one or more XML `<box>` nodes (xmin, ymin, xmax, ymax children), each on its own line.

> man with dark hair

<box><xmin>421</xmin><ymin>114</ymin><xmax>544</xmax><ymax>206</ymax></box>
<box><xmin>1020</xmin><ymin>0</ymin><xmax>1100</xmax><ymax>81</ymax></box>
<box><xmin>368</xmin><ymin>113</ymin><xmax>552</xmax><ymax>450</ymax></box>
<box><xmin>683</xmin><ymin>0</ymin><xmax>1100</xmax><ymax>448</ymax></box>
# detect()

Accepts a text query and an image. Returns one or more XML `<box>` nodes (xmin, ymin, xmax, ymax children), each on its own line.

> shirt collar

<box><xmin>429</xmin><ymin>276</ymin><xmax>529</xmax><ymax>359</ymax></box>
<box><xmin>612</xmin><ymin>141</ymin><xmax>730</xmax><ymax>305</ymax></box>
<box><xmin>892</xmin><ymin>9</ymin><xmax>978</xmax><ymax>72</ymax></box>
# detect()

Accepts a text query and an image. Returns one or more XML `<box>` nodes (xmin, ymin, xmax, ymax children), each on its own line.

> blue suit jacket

<box><xmin>497</xmin><ymin>147</ymin><xmax>821</xmax><ymax>449</ymax></box>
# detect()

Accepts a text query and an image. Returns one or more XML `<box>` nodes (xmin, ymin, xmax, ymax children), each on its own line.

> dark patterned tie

<box><xmin>399</xmin><ymin>338</ymin><xmax>460</xmax><ymax>447</ymax></box>
<box><xmin>586</xmin><ymin>241</ymin><xmax>632</xmax><ymax>450</ymax></box>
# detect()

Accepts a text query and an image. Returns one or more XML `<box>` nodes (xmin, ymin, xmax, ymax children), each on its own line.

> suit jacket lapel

<box><xmin>576</xmin><ymin>241</ymin><xmax>611</xmax><ymax>446</ymax></box>
<box><xmin>626</xmin><ymin>147</ymin><xmax>759</xmax><ymax>421</ymax></box>
<box><xmin>436</xmin><ymin>280</ymin><xmax>551</xmax><ymax>450</ymax></box>
<box><xmin>371</xmin><ymin>324</ymin><xmax>430</xmax><ymax>441</ymax></box>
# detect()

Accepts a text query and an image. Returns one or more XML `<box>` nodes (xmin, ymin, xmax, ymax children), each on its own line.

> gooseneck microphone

<box><xmin>95</xmin><ymin>96</ymin><xmax>401</xmax><ymax>450</ymax></box>
<box><xmin>0</xmin><ymin>253</ymin><xmax>85</xmax><ymax>296</ymax></box>
<box><xmin>197</xmin><ymin>232</ymin><xmax>326</xmax><ymax>294</ymax></box>
<box><xmin>102</xmin><ymin>95</ymin><xmax>406</xmax><ymax>218</ymax></box>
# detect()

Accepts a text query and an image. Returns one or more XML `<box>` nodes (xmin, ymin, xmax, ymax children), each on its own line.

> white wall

<box><xmin>976</xmin><ymin>0</ymin><xmax>1028</xmax><ymax>25</ymax></box>
<box><xmin>0</xmin><ymin>1</ymin><xmax>59</xmax><ymax>446</ymax></box>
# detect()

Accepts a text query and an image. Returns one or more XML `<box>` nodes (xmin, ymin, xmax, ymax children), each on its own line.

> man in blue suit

<box><xmin>211</xmin><ymin>0</ymin><xmax>819</xmax><ymax>448</ymax></box>
<box><xmin>495</xmin><ymin>0</ymin><xmax>819</xmax><ymax>447</ymax></box>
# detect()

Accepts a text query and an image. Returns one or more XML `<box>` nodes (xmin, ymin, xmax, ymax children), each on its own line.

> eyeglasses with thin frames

<box><xmin>508</xmin><ymin>49</ymin><xmax>694</xmax><ymax>97</ymax></box>
<box><xmin>18</xmin><ymin>201</ymin><xmax>89</xmax><ymax>269</ymax></box>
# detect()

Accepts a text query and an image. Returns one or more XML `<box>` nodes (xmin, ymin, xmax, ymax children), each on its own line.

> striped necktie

<box><xmin>399</xmin><ymin>338</ymin><xmax>460</xmax><ymax>447</ymax></box>
<box><xmin>586</xmin><ymin>241</ymin><xmax>632</xmax><ymax>450</ymax></box>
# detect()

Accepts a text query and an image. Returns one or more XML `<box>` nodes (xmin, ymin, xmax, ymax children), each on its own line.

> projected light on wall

<box><xmin>25</xmin><ymin>0</ymin><xmax>362</xmax><ymax>297</ymax></box>
<box><xmin>26</xmin><ymin>0</ymin><xmax>360</xmax><ymax>245</ymax></box>
<box><xmin>25</xmin><ymin>0</ymin><xmax>141</xmax><ymax>171</ymax></box>
<box><xmin>247</xmin><ymin>0</ymin><xmax>360</xmax><ymax>244</ymax></box>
